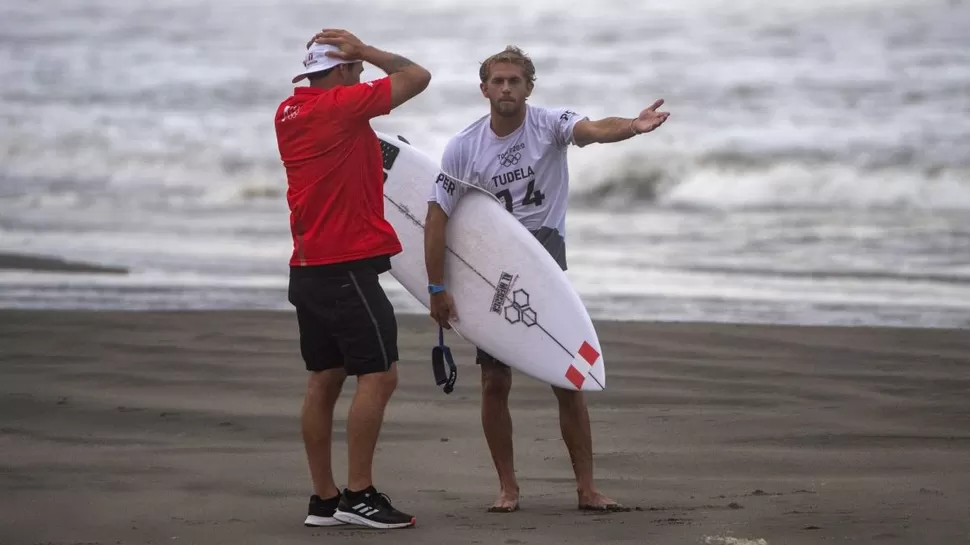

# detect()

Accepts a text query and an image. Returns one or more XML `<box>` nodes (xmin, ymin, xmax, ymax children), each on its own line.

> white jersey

<box><xmin>427</xmin><ymin>104</ymin><xmax>586</xmax><ymax>270</ymax></box>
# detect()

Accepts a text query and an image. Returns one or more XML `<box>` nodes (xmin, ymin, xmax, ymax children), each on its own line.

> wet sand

<box><xmin>1</xmin><ymin>309</ymin><xmax>968</xmax><ymax>545</ymax></box>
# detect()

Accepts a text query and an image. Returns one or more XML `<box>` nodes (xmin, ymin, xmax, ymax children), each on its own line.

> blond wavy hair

<box><xmin>479</xmin><ymin>45</ymin><xmax>536</xmax><ymax>87</ymax></box>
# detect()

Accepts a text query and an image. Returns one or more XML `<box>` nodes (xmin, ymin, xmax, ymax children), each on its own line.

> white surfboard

<box><xmin>377</xmin><ymin>132</ymin><xmax>606</xmax><ymax>391</ymax></box>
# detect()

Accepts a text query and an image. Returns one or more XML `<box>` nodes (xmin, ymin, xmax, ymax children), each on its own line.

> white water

<box><xmin>2</xmin><ymin>0</ymin><xmax>969</xmax><ymax>327</ymax></box>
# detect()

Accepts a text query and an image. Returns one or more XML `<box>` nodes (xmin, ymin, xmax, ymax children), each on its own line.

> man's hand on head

<box><xmin>305</xmin><ymin>28</ymin><xmax>369</xmax><ymax>61</ymax></box>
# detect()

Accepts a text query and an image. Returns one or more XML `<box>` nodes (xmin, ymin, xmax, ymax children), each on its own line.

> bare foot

<box><xmin>578</xmin><ymin>490</ymin><xmax>629</xmax><ymax>512</ymax></box>
<box><xmin>487</xmin><ymin>489</ymin><xmax>520</xmax><ymax>513</ymax></box>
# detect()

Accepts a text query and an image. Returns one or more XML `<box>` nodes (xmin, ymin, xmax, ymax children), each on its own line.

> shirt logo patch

<box><xmin>500</xmin><ymin>152</ymin><xmax>521</xmax><ymax>167</ymax></box>
<box><xmin>281</xmin><ymin>104</ymin><xmax>301</xmax><ymax>122</ymax></box>
<box><xmin>497</xmin><ymin>143</ymin><xmax>525</xmax><ymax>167</ymax></box>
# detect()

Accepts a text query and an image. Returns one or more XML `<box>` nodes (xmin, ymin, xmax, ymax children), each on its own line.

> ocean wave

<box><xmin>4</xmin><ymin>151</ymin><xmax>970</xmax><ymax>214</ymax></box>
<box><xmin>570</xmin><ymin>154</ymin><xmax>970</xmax><ymax>211</ymax></box>
<box><xmin>2</xmin><ymin>0</ymin><xmax>967</xmax><ymax>216</ymax></box>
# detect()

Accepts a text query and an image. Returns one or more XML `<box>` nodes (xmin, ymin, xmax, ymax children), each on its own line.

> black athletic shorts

<box><xmin>476</xmin><ymin>348</ymin><xmax>508</xmax><ymax>368</ymax></box>
<box><xmin>287</xmin><ymin>256</ymin><xmax>398</xmax><ymax>376</ymax></box>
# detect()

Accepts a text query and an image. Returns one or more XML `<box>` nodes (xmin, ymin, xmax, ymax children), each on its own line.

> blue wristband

<box><xmin>428</xmin><ymin>283</ymin><xmax>446</xmax><ymax>295</ymax></box>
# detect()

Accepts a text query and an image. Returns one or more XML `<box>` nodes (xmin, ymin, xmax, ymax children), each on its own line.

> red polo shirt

<box><xmin>274</xmin><ymin>77</ymin><xmax>402</xmax><ymax>268</ymax></box>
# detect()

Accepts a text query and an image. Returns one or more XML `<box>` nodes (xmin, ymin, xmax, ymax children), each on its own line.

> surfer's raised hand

<box><xmin>305</xmin><ymin>29</ymin><xmax>367</xmax><ymax>61</ymax></box>
<box><xmin>631</xmin><ymin>99</ymin><xmax>670</xmax><ymax>135</ymax></box>
<box><xmin>430</xmin><ymin>291</ymin><xmax>458</xmax><ymax>330</ymax></box>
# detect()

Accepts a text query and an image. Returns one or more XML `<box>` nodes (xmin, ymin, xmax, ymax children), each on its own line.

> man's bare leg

<box><xmin>346</xmin><ymin>362</ymin><xmax>399</xmax><ymax>492</ymax></box>
<box><xmin>480</xmin><ymin>358</ymin><xmax>519</xmax><ymax>512</ymax></box>
<box><xmin>302</xmin><ymin>368</ymin><xmax>347</xmax><ymax>498</ymax></box>
<box><xmin>551</xmin><ymin>386</ymin><xmax>626</xmax><ymax>510</ymax></box>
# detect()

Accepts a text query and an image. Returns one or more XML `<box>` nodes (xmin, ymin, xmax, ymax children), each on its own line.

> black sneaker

<box><xmin>332</xmin><ymin>486</ymin><xmax>415</xmax><ymax>529</ymax></box>
<box><xmin>304</xmin><ymin>493</ymin><xmax>345</xmax><ymax>527</ymax></box>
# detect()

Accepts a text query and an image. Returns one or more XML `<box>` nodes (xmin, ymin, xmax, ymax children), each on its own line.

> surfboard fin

<box><xmin>431</xmin><ymin>326</ymin><xmax>458</xmax><ymax>394</ymax></box>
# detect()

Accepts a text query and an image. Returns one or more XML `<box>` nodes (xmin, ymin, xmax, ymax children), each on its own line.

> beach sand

<box><xmin>1</xmin><ymin>309</ymin><xmax>968</xmax><ymax>545</ymax></box>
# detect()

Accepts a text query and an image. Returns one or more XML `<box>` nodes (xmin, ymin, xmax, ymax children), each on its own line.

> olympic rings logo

<box><xmin>499</xmin><ymin>152</ymin><xmax>521</xmax><ymax>167</ymax></box>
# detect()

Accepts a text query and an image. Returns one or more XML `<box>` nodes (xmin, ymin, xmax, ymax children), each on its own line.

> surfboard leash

<box><xmin>431</xmin><ymin>325</ymin><xmax>458</xmax><ymax>394</ymax></box>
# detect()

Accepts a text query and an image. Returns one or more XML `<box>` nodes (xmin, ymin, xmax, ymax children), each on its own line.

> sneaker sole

<box><xmin>304</xmin><ymin>515</ymin><xmax>345</xmax><ymax>527</ymax></box>
<box><xmin>332</xmin><ymin>510</ymin><xmax>415</xmax><ymax>529</ymax></box>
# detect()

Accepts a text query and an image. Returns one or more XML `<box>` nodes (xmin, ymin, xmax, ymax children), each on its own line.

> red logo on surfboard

<box><xmin>565</xmin><ymin>341</ymin><xmax>600</xmax><ymax>389</ymax></box>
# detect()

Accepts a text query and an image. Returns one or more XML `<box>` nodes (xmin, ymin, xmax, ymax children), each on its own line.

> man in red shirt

<box><xmin>274</xmin><ymin>28</ymin><xmax>430</xmax><ymax>530</ymax></box>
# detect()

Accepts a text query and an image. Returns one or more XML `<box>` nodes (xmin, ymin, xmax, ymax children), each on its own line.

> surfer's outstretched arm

<box><xmin>571</xmin><ymin>99</ymin><xmax>670</xmax><ymax>147</ymax></box>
